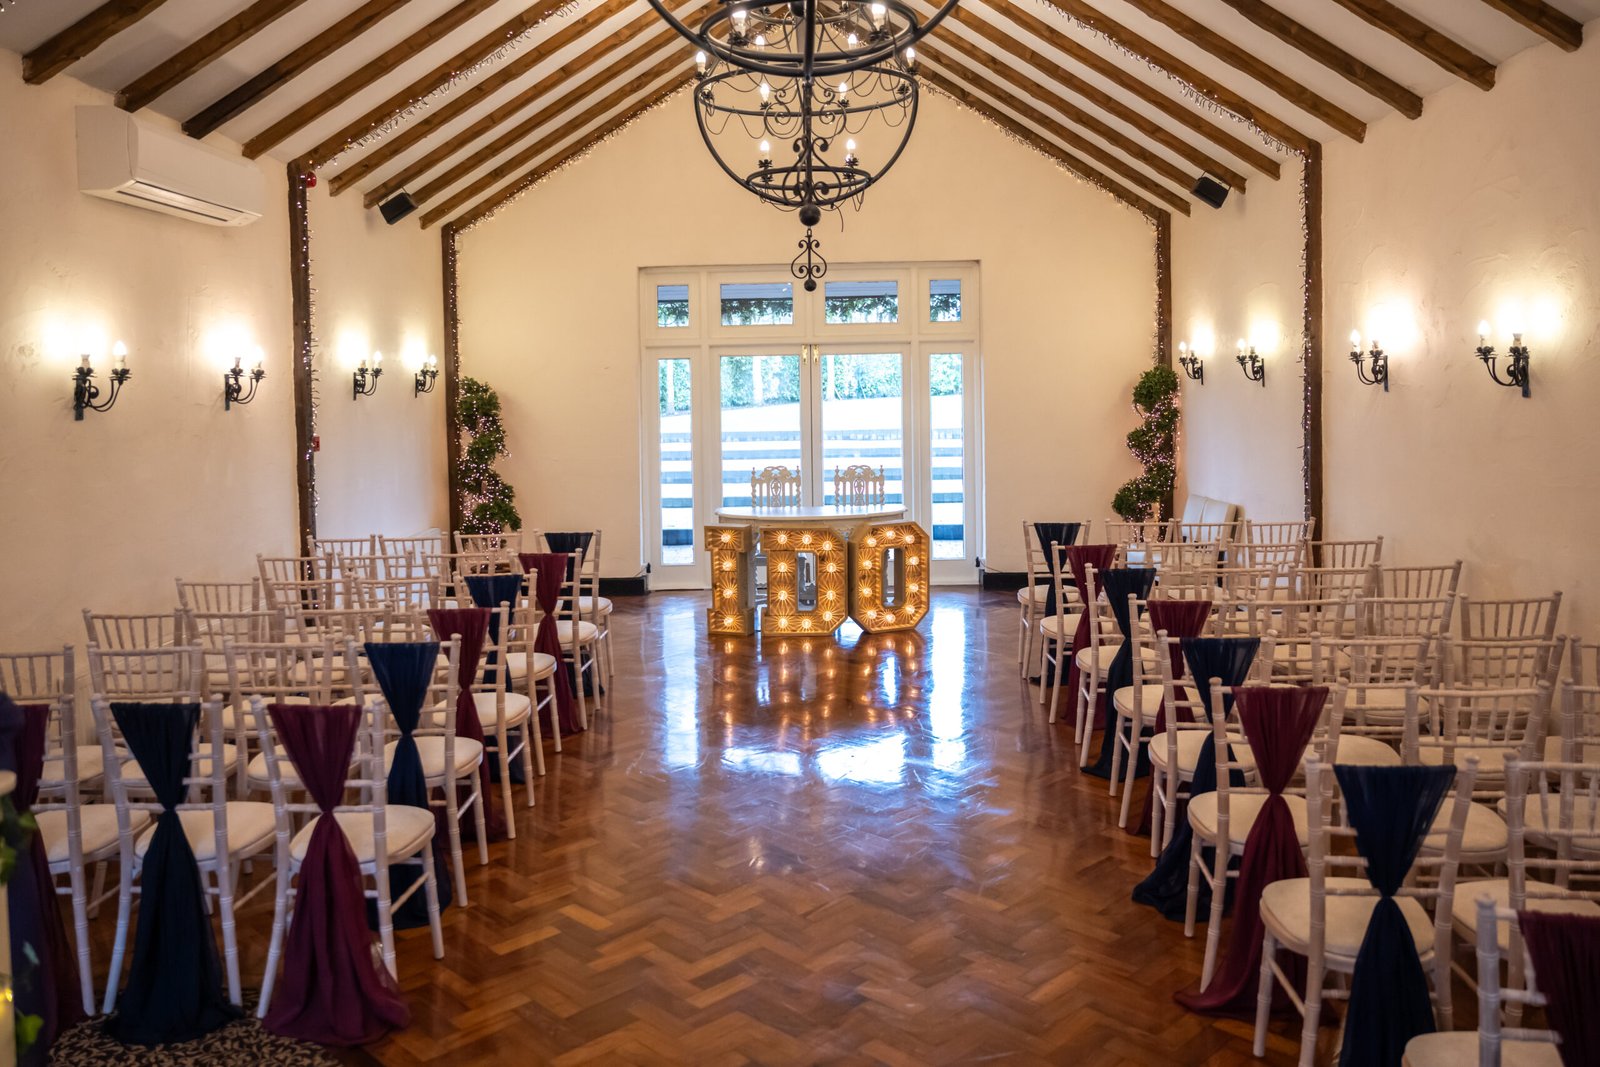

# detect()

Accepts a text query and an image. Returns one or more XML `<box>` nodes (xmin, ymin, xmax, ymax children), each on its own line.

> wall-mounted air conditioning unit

<box><xmin>76</xmin><ymin>106</ymin><xmax>265</xmax><ymax>227</ymax></box>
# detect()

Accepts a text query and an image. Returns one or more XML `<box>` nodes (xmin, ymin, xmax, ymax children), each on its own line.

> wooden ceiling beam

<box><xmin>117</xmin><ymin>0</ymin><xmax>312</xmax><ymax>112</ymax></box>
<box><xmin>241</xmin><ymin>0</ymin><xmax>503</xmax><ymax>159</ymax></box>
<box><xmin>920</xmin><ymin>68</ymin><xmax>1163</xmax><ymax>221</ymax></box>
<box><xmin>1324</xmin><ymin>0</ymin><xmax>1496</xmax><ymax>90</ymax></box>
<box><xmin>332</xmin><ymin>0</ymin><xmax>694</xmax><ymax>198</ymax></box>
<box><xmin>1031</xmin><ymin>0</ymin><xmax>1314</xmax><ymax>152</ymax></box>
<box><xmin>184</xmin><ymin>0</ymin><xmax>414</xmax><ymax>138</ymax></box>
<box><xmin>363</xmin><ymin>23</ymin><xmax>681</xmax><ymax>208</ymax></box>
<box><xmin>927</xmin><ymin>57</ymin><xmax>1189</xmax><ymax>214</ymax></box>
<box><xmin>1476</xmin><ymin>0</ymin><xmax>1584</xmax><ymax>52</ymax></box>
<box><xmin>21</xmin><ymin>0</ymin><xmax>173</xmax><ymax>84</ymax></box>
<box><xmin>443</xmin><ymin>77</ymin><xmax>693</xmax><ymax>231</ymax></box>
<box><xmin>418</xmin><ymin>55</ymin><xmax>688</xmax><ymax>225</ymax></box>
<box><xmin>933</xmin><ymin>34</ymin><xmax>1199</xmax><ymax>199</ymax></box>
<box><xmin>1083</xmin><ymin>0</ymin><xmax>1364</xmax><ymax>141</ymax></box>
<box><xmin>984</xmin><ymin>0</ymin><xmax>1281</xmax><ymax>177</ymax></box>
<box><xmin>299</xmin><ymin>0</ymin><xmax>577</xmax><ymax>170</ymax></box>
<box><xmin>941</xmin><ymin>5</ymin><xmax>1246</xmax><ymax>190</ymax></box>
<box><xmin>1212</xmin><ymin>0</ymin><xmax>1422</xmax><ymax>118</ymax></box>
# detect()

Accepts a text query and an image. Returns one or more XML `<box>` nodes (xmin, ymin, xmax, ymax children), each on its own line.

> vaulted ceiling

<box><xmin>1</xmin><ymin>0</ymin><xmax>1593</xmax><ymax>230</ymax></box>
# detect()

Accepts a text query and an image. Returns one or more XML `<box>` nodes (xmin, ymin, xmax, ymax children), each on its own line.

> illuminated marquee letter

<box><xmin>760</xmin><ymin>527</ymin><xmax>848</xmax><ymax>635</ymax></box>
<box><xmin>705</xmin><ymin>525</ymin><xmax>755</xmax><ymax>636</ymax></box>
<box><xmin>848</xmin><ymin>521</ymin><xmax>930</xmax><ymax>633</ymax></box>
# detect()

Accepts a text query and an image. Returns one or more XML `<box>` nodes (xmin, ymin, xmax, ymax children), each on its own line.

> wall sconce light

<box><xmin>414</xmin><ymin>353</ymin><xmax>439</xmax><ymax>397</ymax></box>
<box><xmin>1235</xmin><ymin>339</ymin><xmax>1264</xmax><ymax>386</ymax></box>
<box><xmin>223</xmin><ymin>348</ymin><xmax>266</xmax><ymax>410</ymax></box>
<box><xmin>1475</xmin><ymin>321</ymin><xmax>1530</xmax><ymax>398</ymax></box>
<box><xmin>1176</xmin><ymin>341</ymin><xmax>1204</xmax><ymax>384</ymax></box>
<box><xmin>1348</xmin><ymin>330</ymin><xmax>1389</xmax><ymax>392</ymax></box>
<box><xmin>73</xmin><ymin>341</ymin><xmax>132</xmax><ymax>420</ymax></box>
<box><xmin>352</xmin><ymin>352</ymin><xmax>383</xmax><ymax>400</ymax></box>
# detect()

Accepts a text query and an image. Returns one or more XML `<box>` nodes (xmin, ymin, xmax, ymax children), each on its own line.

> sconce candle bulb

<box><xmin>72</xmin><ymin>340</ymin><xmax>132</xmax><ymax>420</ymax></box>
<box><xmin>1475</xmin><ymin>322</ymin><xmax>1531</xmax><ymax>398</ymax></box>
<box><xmin>414</xmin><ymin>353</ymin><xmax>440</xmax><ymax>397</ymax></box>
<box><xmin>1349</xmin><ymin>329</ymin><xmax>1389</xmax><ymax>392</ymax></box>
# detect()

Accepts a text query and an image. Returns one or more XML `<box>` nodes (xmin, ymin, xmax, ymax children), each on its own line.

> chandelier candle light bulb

<box><xmin>1475</xmin><ymin>319</ymin><xmax>1531</xmax><ymax>397</ymax></box>
<box><xmin>1349</xmin><ymin>329</ymin><xmax>1389</xmax><ymax>391</ymax></box>
<box><xmin>73</xmin><ymin>338</ymin><xmax>133</xmax><ymax>420</ymax></box>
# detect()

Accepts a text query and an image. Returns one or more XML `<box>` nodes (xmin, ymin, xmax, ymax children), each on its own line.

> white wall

<box><xmin>309</xmin><ymin>181</ymin><xmax>449</xmax><ymax>540</ymax></box>
<box><xmin>1177</xmin><ymin>33</ymin><xmax>1600</xmax><ymax>635</ymax></box>
<box><xmin>1324</xmin><ymin>40</ymin><xmax>1600</xmax><ymax>635</ymax></box>
<box><xmin>1172</xmin><ymin>154</ymin><xmax>1307</xmax><ymax>522</ymax></box>
<box><xmin>457</xmin><ymin>90</ymin><xmax>1158</xmax><ymax>576</ymax></box>
<box><xmin>0</xmin><ymin>51</ymin><xmax>296</xmax><ymax>651</ymax></box>
<box><xmin>0</xmin><ymin>50</ymin><xmax>446</xmax><ymax>653</ymax></box>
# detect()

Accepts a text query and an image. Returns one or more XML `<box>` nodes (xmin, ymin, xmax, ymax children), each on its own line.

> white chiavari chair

<box><xmin>505</xmin><ymin>586</ymin><xmax>559</xmax><ymax>764</ymax></box>
<box><xmin>1038</xmin><ymin>543</ymin><xmax>1084</xmax><ymax>723</ymax></box>
<box><xmin>544</xmin><ymin>531</ymin><xmax>615</xmax><ymax>695</ymax></box>
<box><xmin>1072</xmin><ymin>565</ymin><xmax>1158</xmax><ymax>764</ymax></box>
<box><xmin>176</xmin><ymin>578</ymin><xmax>262</xmax><ymax>620</ymax></box>
<box><xmin>1106</xmin><ymin>519</ymin><xmax>1176</xmax><ymax>568</ymax></box>
<box><xmin>352</xmin><ymin>573</ymin><xmax>443</xmax><ymax>615</ymax></box>
<box><xmin>307</xmin><ymin>534</ymin><xmax>376</xmax><ymax>559</ymax></box>
<box><xmin>1294</xmin><ymin>562</ymin><xmax>1378</xmax><ymax>601</ymax></box>
<box><xmin>93</xmin><ymin>691</ymin><xmax>276</xmax><ymax>1010</ymax></box>
<box><xmin>1442</xmin><ymin>636</ymin><xmax>1565</xmax><ymax>692</ymax></box>
<box><xmin>1253</xmin><ymin>758</ymin><xmax>1476</xmax><ymax>1063</ymax></box>
<box><xmin>454</xmin><ymin>531</ymin><xmax>525</xmax><ymax>577</ymax></box>
<box><xmin>1017</xmin><ymin>522</ymin><xmax>1088</xmax><ymax>678</ymax></box>
<box><xmin>552</xmin><ymin>552</ymin><xmax>604</xmax><ymax>729</ymax></box>
<box><xmin>396</xmin><ymin>624</ymin><xmax>485</xmax><ymax>904</ymax></box>
<box><xmin>88</xmin><ymin>645</ymin><xmax>239</xmax><ymax>794</ymax></box>
<box><xmin>377</xmin><ymin>533</ymin><xmax>446</xmax><ymax>562</ymax></box>
<box><xmin>1109</xmin><ymin>589</ymin><xmax>1171</xmax><ymax>825</ymax></box>
<box><xmin>1186</xmin><ymin>678</ymin><xmax>1333</xmax><ymax>988</ymax></box>
<box><xmin>1307</xmin><ymin>537</ymin><xmax>1383</xmax><ymax>570</ymax></box>
<box><xmin>458</xmin><ymin>602</ymin><xmax>539</xmax><ymax>831</ymax></box>
<box><xmin>1175</xmin><ymin>520</ymin><xmax>1239</xmax><ymax>549</ymax></box>
<box><xmin>1240</xmin><ymin>519</ymin><xmax>1314</xmax><ymax>572</ymax></box>
<box><xmin>1403</xmin><ymin>899</ymin><xmax>1563</xmax><ymax>1067</ymax></box>
<box><xmin>2</xmin><ymin>647</ymin><xmax>104</xmax><ymax>1014</ymax></box>
<box><xmin>83</xmin><ymin>609</ymin><xmax>188</xmax><ymax>651</ymax></box>
<box><xmin>1231</xmin><ymin>594</ymin><xmax>1361</xmax><ymax>682</ymax></box>
<box><xmin>252</xmin><ymin>679</ymin><xmax>444</xmax><ymax>1016</ymax></box>
<box><xmin>225</xmin><ymin>636</ymin><xmax>341</xmax><ymax>798</ymax></box>
<box><xmin>1459</xmin><ymin>592</ymin><xmax>1563</xmax><ymax>644</ymax></box>
<box><xmin>1147</xmin><ymin>634</ymin><xmax>1208</xmax><ymax>858</ymax></box>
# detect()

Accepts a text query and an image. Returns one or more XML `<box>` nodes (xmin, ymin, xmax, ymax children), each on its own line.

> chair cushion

<box><xmin>504</xmin><ymin>651</ymin><xmax>557</xmax><ymax>681</ymax></box>
<box><xmin>1148</xmin><ymin>728</ymin><xmax>1216</xmax><ymax>777</ymax></box>
<box><xmin>1449</xmin><ymin>878</ymin><xmax>1600</xmax><ymax>950</ymax></box>
<box><xmin>1260</xmin><ymin>876</ymin><xmax>1434</xmax><ymax>964</ymax></box>
<box><xmin>575</xmin><ymin>595</ymin><xmax>614</xmax><ymax>616</ymax></box>
<box><xmin>1421</xmin><ymin>801</ymin><xmax>1508</xmax><ymax>860</ymax></box>
<box><xmin>554</xmin><ymin>620</ymin><xmax>599</xmax><ymax>644</ymax></box>
<box><xmin>385</xmin><ymin>736</ymin><xmax>483</xmax><ymax>781</ymax></box>
<box><xmin>38</xmin><ymin>806</ymin><xmax>151</xmax><ymax>866</ymax></box>
<box><xmin>1111</xmin><ymin>684</ymin><xmax>1165</xmax><ymax>723</ymax></box>
<box><xmin>289</xmin><ymin>808</ymin><xmax>435</xmax><ymax>866</ymax></box>
<box><xmin>470</xmin><ymin>690</ymin><xmax>532</xmax><ymax>727</ymax></box>
<box><xmin>1404</xmin><ymin>1031</ymin><xmax>1561</xmax><ymax>1067</ymax></box>
<box><xmin>1073</xmin><ymin>644</ymin><xmax>1158</xmax><ymax>672</ymax></box>
<box><xmin>1188</xmin><ymin>791</ymin><xmax>1310</xmax><ymax>849</ymax></box>
<box><xmin>134</xmin><ymin>803</ymin><xmax>276</xmax><ymax>863</ymax></box>
<box><xmin>1417</xmin><ymin>743</ymin><xmax>1519</xmax><ymax>776</ymax></box>
<box><xmin>1330</xmin><ymin>735</ymin><xmax>1402</xmax><ymax>767</ymax></box>
<box><xmin>1037</xmin><ymin>613</ymin><xmax>1083</xmax><ymax>638</ymax></box>
<box><xmin>1496</xmin><ymin>794</ymin><xmax>1600</xmax><ymax>851</ymax></box>
<box><xmin>41</xmin><ymin>745</ymin><xmax>106</xmax><ymax>785</ymax></box>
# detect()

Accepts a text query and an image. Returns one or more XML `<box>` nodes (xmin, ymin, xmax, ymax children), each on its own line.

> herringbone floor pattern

<box><xmin>132</xmin><ymin>592</ymin><xmax>1334</xmax><ymax>1064</ymax></box>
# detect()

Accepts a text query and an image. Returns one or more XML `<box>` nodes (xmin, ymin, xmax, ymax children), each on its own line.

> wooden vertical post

<box><xmin>1303</xmin><ymin>143</ymin><xmax>1324</xmax><ymax>530</ymax></box>
<box><xmin>442</xmin><ymin>224</ymin><xmax>464</xmax><ymax>533</ymax></box>
<box><xmin>288</xmin><ymin>162</ymin><xmax>317</xmax><ymax>549</ymax></box>
<box><xmin>1155</xmin><ymin>209</ymin><xmax>1175</xmax><ymax>521</ymax></box>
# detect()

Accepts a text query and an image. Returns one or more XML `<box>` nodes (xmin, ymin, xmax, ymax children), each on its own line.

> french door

<box><xmin>643</xmin><ymin>265</ymin><xmax>980</xmax><ymax>589</ymax></box>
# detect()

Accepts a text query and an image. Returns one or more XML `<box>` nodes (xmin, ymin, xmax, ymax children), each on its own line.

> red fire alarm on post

<box><xmin>311</xmin><ymin>434</ymin><xmax>320</xmax><ymax>453</ymax></box>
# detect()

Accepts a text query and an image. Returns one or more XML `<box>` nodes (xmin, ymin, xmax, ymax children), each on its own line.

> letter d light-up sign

<box><xmin>705</xmin><ymin>525</ymin><xmax>756</xmax><ymax>636</ymax></box>
<box><xmin>761</xmin><ymin>528</ymin><xmax>848</xmax><ymax>635</ymax></box>
<box><xmin>848</xmin><ymin>522</ymin><xmax>930</xmax><ymax>633</ymax></box>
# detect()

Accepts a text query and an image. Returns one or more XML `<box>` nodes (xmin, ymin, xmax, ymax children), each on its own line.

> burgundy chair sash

<box><xmin>1133</xmin><ymin>598</ymin><xmax>1214</xmax><ymax>836</ymax></box>
<box><xmin>0</xmin><ymin>696</ymin><xmax>83</xmax><ymax>1062</ymax></box>
<box><xmin>518</xmin><ymin>552</ymin><xmax>582</xmax><ymax>734</ymax></box>
<box><xmin>1062</xmin><ymin>544</ymin><xmax>1117</xmax><ymax>704</ymax></box>
<box><xmin>1518</xmin><ymin>910</ymin><xmax>1600</xmax><ymax>1067</ymax></box>
<box><xmin>1178</xmin><ymin>685</ymin><xmax>1326</xmax><ymax>1016</ymax></box>
<box><xmin>261</xmin><ymin>703</ymin><xmax>409</xmax><ymax>1045</ymax></box>
<box><xmin>425</xmin><ymin>607</ymin><xmax>505</xmax><ymax>840</ymax></box>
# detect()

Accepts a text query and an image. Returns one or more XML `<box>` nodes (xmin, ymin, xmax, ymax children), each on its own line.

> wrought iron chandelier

<box><xmin>647</xmin><ymin>0</ymin><xmax>959</xmax><ymax>288</ymax></box>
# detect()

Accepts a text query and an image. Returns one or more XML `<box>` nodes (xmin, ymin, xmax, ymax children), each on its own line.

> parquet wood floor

<box><xmin>110</xmin><ymin>592</ymin><xmax>1340</xmax><ymax>1064</ymax></box>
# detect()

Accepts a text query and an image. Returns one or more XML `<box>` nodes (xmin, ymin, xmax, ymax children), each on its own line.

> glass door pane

<box><xmin>819</xmin><ymin>351</ymin><xmax>904</xmax><ymax>507</ymax></box>
<box><xmin>929</xmin><ymin>351</ymin><xmax>966</xmax><ymax>560</ymax></box>
<box><xmin>718</xmin><ymin>352</ymin><xmax>806</xmax><ymax>506</ymax></box>
<box><xmin>656</xmin><ymin>357</ymin><xmax>694</xmax><ymax>566</ymax></box>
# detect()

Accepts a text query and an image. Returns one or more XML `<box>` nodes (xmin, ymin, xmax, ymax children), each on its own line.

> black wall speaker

<box><xmin>379</xmin><ymin>192</ymin><xmax>417</xmax><ymax>225</ymax></box>
<box><xmin>1193</xmin><ymin>174</ymin><xmax>1230</xmax><ymax>209</ymax></box>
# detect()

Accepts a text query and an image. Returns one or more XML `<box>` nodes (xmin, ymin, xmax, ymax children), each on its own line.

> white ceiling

<box><xmin>1</xmin><ymin>0</ymin><xmax>1594</xmax><ymax>228</ymax></box>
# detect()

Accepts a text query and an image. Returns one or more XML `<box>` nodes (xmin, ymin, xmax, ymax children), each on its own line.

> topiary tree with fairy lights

<box><xmin>457</xmin><ymin>377</ymin><xmax>522</xmax><ymax>534</ymax></box>
<box><xmin>1111</xmin><ymin>363</ymin><xmax>1179</xmax><ymax>521</ymax></box>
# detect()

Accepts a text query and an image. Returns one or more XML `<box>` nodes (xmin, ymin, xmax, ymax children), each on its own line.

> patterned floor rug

<box><xmin>48</xmin><ymin>998</ymin><xmax>339</xmax><ymax>1066</ymax></box>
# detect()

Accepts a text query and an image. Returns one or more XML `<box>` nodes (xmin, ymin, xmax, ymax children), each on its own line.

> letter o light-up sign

<box><xmin>761</xmin><ymin>527</ymin><xmax>848</xmax><ymax>635</ymax></box>
<box><xmin>848</xmin><ymin>521</ymin><xmax>930</xmax><ymax>633</ymax></box>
